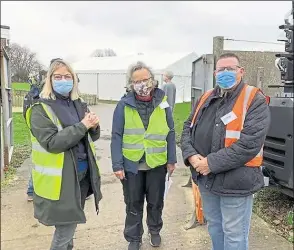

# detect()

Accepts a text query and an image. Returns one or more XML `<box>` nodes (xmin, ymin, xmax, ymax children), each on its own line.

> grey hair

<box><xmin>126</xmin><ymin>61</ymin><xmax>155</xmax><ymax>90</ymax></box>
<box><xmin>164</xmin><ymin>70</ymin><xmax>174</xmax><ymax>80</ymax></box>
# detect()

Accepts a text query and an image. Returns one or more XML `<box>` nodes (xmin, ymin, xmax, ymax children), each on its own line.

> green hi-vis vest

<box><xmin>122</xmin><ymin>96</ymin><xmax>170</xmax><ymax>168</ymax></box>
<box><xmin>26</xmin><ymin>103</ymin><xmax>99</xmax><ymax>201</ymax></box>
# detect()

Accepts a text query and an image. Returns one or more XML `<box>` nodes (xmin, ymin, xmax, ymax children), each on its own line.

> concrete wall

<box><xmin>213</xmin><ymin>36</ymin><xmax>283</xmax><ymax>96</ymax></box>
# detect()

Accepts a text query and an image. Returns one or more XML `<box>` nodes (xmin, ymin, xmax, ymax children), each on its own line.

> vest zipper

<box><xmin>70</xmin><ymin>149</ymin><xmax>83</xmax><ymax>210</ymax></box>
<box><xmin>87</xmin><ymin>141</ymin><xmax>99</xmax><ymax>215</ymax></box>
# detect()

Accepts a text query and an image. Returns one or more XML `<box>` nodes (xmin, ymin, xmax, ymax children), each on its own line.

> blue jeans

<box><xmin>27</xmin><ymin>173</ymin><xmax>34</xmax><ymax>195</ymax></box>
<box><xmin>198</xmin><ymin>183</ymin><xmax>253</xmax><ymax>250</ymax></box>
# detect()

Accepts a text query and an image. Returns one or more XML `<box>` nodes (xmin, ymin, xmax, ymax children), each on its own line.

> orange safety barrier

<box><xmin>192</xmin><ymin>181</ymin><xmax>205</xmax><ymax>224</ymax></box>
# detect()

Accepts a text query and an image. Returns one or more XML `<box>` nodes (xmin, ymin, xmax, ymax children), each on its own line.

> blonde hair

<box><xmin>40</xmin><ymin>59</ymin><xmax>80</xmax><ymax>100</ymax></box>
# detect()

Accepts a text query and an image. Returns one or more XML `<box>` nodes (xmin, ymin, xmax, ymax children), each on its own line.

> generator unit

<box><xmin>262</xmin><ymin>2</ymin><xmax>294</xmax><ymax>197</ymax></box>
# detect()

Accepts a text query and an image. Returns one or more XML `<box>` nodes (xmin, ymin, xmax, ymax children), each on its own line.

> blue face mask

<box><xmin>53</xmin><ymin>80</ymin><xmax>73</xmax><ymax>96</ymax></box>
<box><xmin>215</xmin><ymin>71</ymin><xmax>237</xmax><ymax>89</ymax></box>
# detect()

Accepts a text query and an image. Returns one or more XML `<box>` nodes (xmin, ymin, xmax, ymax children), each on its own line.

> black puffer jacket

<box><xmin>181</xmin><ymin>81</ymin><xmax>271</xmax><ymax>196</ymax></box>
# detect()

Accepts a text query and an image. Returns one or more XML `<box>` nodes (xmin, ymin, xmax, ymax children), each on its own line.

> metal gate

<box><xmin>191</xmin><ymin>54</ymin><xmax>215</xmax><ymax>108</ymax></box>
<box><xmin>1</xmin><ymin>46</ymin><xmax>13</xmax><ymax>178</ymax></box>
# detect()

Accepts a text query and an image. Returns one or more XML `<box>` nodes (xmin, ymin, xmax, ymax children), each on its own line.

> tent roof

<box><xmin>72</xmin><ymin>53</ymin><xmax>194</xmax><ymax>71</ymax></box>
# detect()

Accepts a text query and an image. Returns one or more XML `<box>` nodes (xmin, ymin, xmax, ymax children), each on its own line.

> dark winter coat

<box><xmin>181</xmin><ymin>80</ymin><xmax>271</xmax><ymax>196</ymax></box>
<box><xmin>29</xmin><ymin>97</ymin><xmax>102</xmax><ymax>226</ymax></box>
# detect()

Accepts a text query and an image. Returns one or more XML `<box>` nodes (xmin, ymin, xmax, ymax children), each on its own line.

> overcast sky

<box><xmin>1</xmin><ymin>1</ymin><xmax>291</xmax><ymax>67</ymax></box>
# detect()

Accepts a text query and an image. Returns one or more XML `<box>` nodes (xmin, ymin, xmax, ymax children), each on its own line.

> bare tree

<box><xmin>91</xmin><ymin>48</ymin><xmax>117</xmax><ymax>57</ymax></box>
<box><xmin>7</xmin><ymin>43</ymin><xmax>43</xmax><ymax>82</ymax></box>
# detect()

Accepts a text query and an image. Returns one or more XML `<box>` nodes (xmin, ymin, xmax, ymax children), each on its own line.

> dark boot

<box><xmin>128</xmin><ymin>241</ymin><xmax>142</xmax><ymax>250</ymax></box>
<box><xmin>149</xmin><ymin>234</ymin><xmax>161</xmax><ymax>247</ymax></box>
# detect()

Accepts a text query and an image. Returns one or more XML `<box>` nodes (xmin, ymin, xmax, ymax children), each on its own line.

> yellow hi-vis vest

<box><xmin>122</xmin><ymin>97</ymin><xmax>170</xmax><ymax>168</ymax></box>
<box><xmin>26</xmin><ymin>103</ymin><xmax>99</xmax><ymax>201</ymax></box>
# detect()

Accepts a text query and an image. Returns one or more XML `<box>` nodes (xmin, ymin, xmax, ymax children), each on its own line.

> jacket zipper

<box><xmin>87</xmin><ymin>137</ymin><xmax>99</xmax><ymax>215</ymax></box>
<box><xmin>70</xmin><ymin>149</ymin><xmax>83</xmax><ymax>210</ymax></box>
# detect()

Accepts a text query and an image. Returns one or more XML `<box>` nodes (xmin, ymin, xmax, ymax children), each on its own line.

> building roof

<box><xmin>72</xmin><ymin>53</ymin><xmax>194</xmax><ymax>72</ymax></box>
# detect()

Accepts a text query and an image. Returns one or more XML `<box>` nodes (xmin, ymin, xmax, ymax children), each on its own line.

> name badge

<box><xmin>220</xmin><ymin>111</ymin><xmax>237</xmax><ymax>125</ymax></box>
<box><xmin>159</xmin><ymin>101</ymin><xmax>169</xmax><ymax>109</ymax></box>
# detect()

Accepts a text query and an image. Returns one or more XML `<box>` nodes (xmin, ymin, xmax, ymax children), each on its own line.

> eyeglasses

<box><xmin>215</xmin><ymin>66</ymin><xmax>241</xmax><ymax>73</ymax></box>
<box><xmin>132</xmin><ymin>78</ymin><xmax>151</xmax><ymax>85</ymax></box>
<box><xmin>53</xmin><ymin>74</ymin><xmax>73</xmax><ymax>81</ymax></box>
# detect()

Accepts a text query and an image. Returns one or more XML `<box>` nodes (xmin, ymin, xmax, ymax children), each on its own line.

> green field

<box><xmin>13</xmin><ymin>112</ymin><xmax>30</xmax><ymax>146</ymax></box>
<box><xmin>173</xmin><ymin>102</ymin><xmax>192</xmax><ymax>144</ymax></box>
<box><xmin>12</xmin><ymin>82</ymin><xmax>30</xmax><ymax>91</ymax></box>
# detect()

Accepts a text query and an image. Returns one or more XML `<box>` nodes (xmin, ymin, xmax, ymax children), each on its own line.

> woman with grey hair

<box><xmin>25</xmin><ymin>59</ymin><xmax>102</xmax><ymax>249</ymax></box>
<box><xmin>111</xmin><ymin>61</ymin><xmax>177</xmax><ymax>250</ymax></box>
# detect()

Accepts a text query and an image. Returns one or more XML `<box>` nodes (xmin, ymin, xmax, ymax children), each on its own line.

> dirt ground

<box><xmin>1</xmin><ymin>103</ymin><xmax>293</xmax><ymax>250</ymax></box>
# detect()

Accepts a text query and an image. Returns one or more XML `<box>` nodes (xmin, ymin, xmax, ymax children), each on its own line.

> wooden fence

<box><xmin>12</xmin><ymin>90</ymin><xmax>99</xmax><ymax>107</ymax></box>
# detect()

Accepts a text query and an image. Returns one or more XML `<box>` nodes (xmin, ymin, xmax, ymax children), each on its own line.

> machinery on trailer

<box><xmin>262</xmin><ymin>2</ymin><xmax>294</xmax><ymax>198</ymax></box>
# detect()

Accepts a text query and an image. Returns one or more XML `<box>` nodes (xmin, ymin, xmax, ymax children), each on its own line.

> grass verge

<box><xmin>12</xmin><ymin>82</ymin><xmax>30</xmax><ymax>91</ymax></box>
<box><xmin>253</xmin><ymin>187</ymin><xmax>294</xmax><ymax>243</ymax></box>
<box><xmin>1</xmin><ymin>112</ymin><xmax>31</xmax><ymax>189</ymax></box>
<box><xmin>173</xmin><ymin>102</ymin><xmax>191</xmax><ymax>144</ymax></box>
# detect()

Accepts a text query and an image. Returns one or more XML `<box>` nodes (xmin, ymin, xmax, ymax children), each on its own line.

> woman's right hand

<box><xmin>114</xmin><ymin>170</ymin><xmax>125</xmax><ymax>180</ymax></box>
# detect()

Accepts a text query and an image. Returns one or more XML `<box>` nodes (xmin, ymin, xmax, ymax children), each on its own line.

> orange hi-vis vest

<box><xmin>190</xmin><ymin>84</ymin><xmax>264</xmax><ymax>168</ymax></box>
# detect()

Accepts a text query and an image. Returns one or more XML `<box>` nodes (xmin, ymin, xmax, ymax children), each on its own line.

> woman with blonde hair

<box><xmin>26</xmin><ymin>59</ymin><xmax>102</xmax><ymax>249</ymax></box>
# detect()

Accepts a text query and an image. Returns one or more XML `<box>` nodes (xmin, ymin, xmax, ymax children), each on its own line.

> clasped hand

<box><xmin>188</xmin><ymin>154</ymin><xmax>211</xmax><ymax>176</ymax></box>
<box><xmin>81</xmin><ymin>112</ymin><xmax>100</xmax><ymax>129</ymax></box>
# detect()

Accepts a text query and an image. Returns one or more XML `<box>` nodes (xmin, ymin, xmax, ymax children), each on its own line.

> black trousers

<box><xmin>122</xmin><ymin>165</ymin><xmax>167</xmax><ymax>242</ymax></box>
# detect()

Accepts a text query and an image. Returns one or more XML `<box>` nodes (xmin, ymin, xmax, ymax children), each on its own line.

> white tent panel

<box><xmin>72</xmin><ymin>53</ymin><xmax>189</xmax><ymax>72</ymax></box>
<box><xmin>77</xmin><ymin>73</ymin><xmax>98</xmax><ymax>95</ymax></box>
<box><xmin>166</xmin><ymin>52</ymin><xmax>198</xmax><ymax>76</ymax></box>
<box><xmin>73</xmin><ymin>52</ymin><xmax>197</xmax><ymax>103</ymax></box>
<box><xmin>98</xmin><ymin>73</ymin><xmax>126</xmax><ymax>101</ymax></box>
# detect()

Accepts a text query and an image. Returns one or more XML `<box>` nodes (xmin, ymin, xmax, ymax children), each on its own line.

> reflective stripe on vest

<box><xmin>191</xmin><ymin>84</ymin><xmax>263</xmax><ymax>167</ymax></box>
<box><xmin>190</xmin><ymin>89</ymin><xmax>214</xmax><ymax>128</ymax></box>
<box><xmin>26</xmin><ymin>102</ymin><xmax>99</xmax><ymax>201</ymax></box>
<box><xmin>26</xmin><ymin>103</ymin><xmax>64</xmax><ymax>200</ymax></box>
<box><xmin>122</xmin><ymin>97</ymin><xmax>170</xmax><ymax>168</ymax></box>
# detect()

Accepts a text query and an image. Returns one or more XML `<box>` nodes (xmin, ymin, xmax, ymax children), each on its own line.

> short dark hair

<box><xmin>218</xmin><ymin>53</ymin><xmax>240</xmax><ymax>63</ymax></box>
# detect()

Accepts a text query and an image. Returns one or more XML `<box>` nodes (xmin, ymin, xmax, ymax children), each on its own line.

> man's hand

<box><xmin>188</xmin><ymin>154</ymin><xmax>204</xmax><ymax>169</ymax></box>
<box><xmin>114</xmin><ymin>170</ymin><xmax>125</xmax><ymax>180</ymax></box>
<box><xmin>167</xmin><ymin>164</ymin><xmax>176</xmax><ymax>176</ymax></box>
<box><xmin>195</xmin><ymin>157</ymin><xmax>211</xmax><ymax>176</ymax></box>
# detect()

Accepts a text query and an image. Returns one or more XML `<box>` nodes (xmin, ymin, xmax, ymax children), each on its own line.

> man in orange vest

<box><xmin>181</xmin><ymin>52</ymin><xmax>270</xmax><ymax>250</ymax></box>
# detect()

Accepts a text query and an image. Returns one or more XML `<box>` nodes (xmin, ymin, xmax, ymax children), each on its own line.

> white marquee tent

<box><xmin>72</xmin><ymin>52</ymin><xmax>198</xmax><ymax>102</ymax></box>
